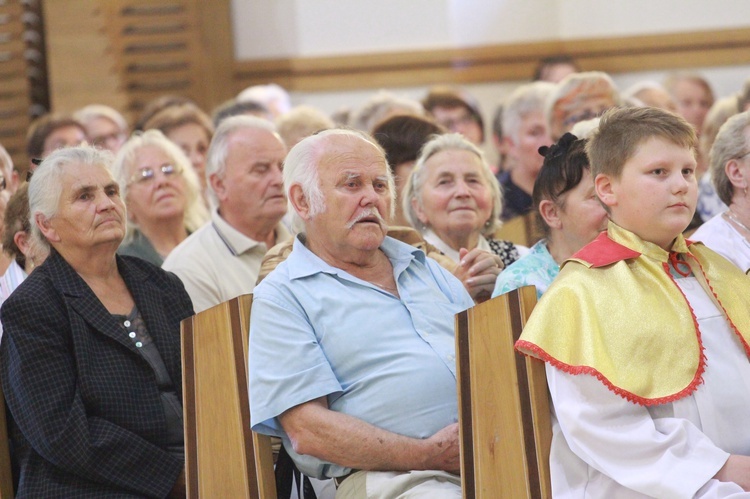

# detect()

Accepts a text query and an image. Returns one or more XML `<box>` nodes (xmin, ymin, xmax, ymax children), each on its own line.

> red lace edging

<box><xmin>690</xmin><ymin>255</ymin><xmax>750</xmax><ymax>359</ymax></box>
<box><xmin>515</xmin><ymin>337</ymin><xmax>704</xmax><ymax>407</ymax></box>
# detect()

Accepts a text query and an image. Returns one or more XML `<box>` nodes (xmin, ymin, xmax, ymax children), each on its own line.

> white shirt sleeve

<box><xmin>546</xmin><ymin>365</ymin><xmax>745</xmax><ymax>498</ymax></box>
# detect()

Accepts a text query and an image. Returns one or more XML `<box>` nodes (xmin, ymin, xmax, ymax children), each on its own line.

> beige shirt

<box><xmin>163</xmin><ymin>209</ymin><xmax>291</xmax><ymax>313</ymax></box>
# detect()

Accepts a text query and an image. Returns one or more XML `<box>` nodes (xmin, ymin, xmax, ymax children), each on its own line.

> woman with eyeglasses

<box><xmin>0</xmin><ymin>145</ymin><xmax>193</xmax><ymax>496</ymax></box>
<box><xmin>112</xmin><ymin>130</ymin><xmax>208</xmax><ymax>266</ymax></box>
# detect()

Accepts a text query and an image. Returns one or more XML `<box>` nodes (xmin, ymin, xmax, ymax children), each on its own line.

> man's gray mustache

<box><xmin>346</xmin><ymin>208</ymin><xmax>387</xmax><ymax>229</ymax></box>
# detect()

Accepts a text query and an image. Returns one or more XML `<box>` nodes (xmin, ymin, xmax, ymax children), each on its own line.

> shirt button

<box><xmin>135</xmin><ymin>341</ymin><xmax>143</xmax><ymax>348</ymax></box>
<box><xmin>124</xmin><ymin>320</ymin><xmax>131</xmax><ymax>327</ymax></box>
<box><xmin>129</xmin><ymin>332</ymin><xmax>136</xmax><ymax>338</ymax></box>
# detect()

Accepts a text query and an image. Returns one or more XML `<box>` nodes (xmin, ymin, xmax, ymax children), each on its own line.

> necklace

<box><xmin>725</xmin><ymin>209</ymin><xmax>750</xmax><ymax>234</ymax></box>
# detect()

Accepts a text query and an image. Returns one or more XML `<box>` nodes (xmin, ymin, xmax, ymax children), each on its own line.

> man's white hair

<box><xmin>283</xmin><ymin>128</ymin><xmax>395</xmax><ymax>225</ymax></box>
<box><xmin>205</xmin><ymin>115</ymin><xmax>279</xmax><ymax>205</ymax></box>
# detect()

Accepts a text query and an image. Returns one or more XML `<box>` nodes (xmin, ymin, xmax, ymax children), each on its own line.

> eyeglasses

<box><xmin>92</xmin><ymin>132</ymin><xmax>126</xmax><ymax>148</ymax></box>
<box><xmin>128</xmin><ymin>164</ymin><xmax>182</xmax><ymax>185</ymax></box>
<box><xmin>735</xmin><ymin>151</ymin><xmax>750</xmax><ymax>160</ymax></box>
<box><xmin>562</xmin><ymin>108</ymin><xmax>607</xmax><ymax>127</ymax></box>
<box><xmin>439</xmin><ymin>112</ymin><xmax>477</xmax><ymax>131</ymax></box>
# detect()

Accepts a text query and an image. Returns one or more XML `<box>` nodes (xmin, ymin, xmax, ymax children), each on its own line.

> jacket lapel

<box><xmin>118</xmin><ymin>257</ymin><xmax>183</xmax><ymax>392</ymax></box>
<box><xmin>44</xmin><ymin>250</ymin><xmax>140</xmax><ymax>355</ymax></box>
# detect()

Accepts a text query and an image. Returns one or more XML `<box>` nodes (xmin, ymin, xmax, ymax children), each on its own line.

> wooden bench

<box><xmin>455</xmin><ymin>286</ymin><xmax>551</xmax><ymax>498</ymax></box>
<box><xmin>181</xmin><ymin>294</ymin><xmax>276</xmax><ymax>499</ymax></box>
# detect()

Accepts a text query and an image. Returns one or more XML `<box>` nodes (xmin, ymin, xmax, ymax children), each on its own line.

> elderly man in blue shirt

<box><xmin>249</xmin><ymin>128</ymin><xmax>478</xmax><ymax>497</ymax></box>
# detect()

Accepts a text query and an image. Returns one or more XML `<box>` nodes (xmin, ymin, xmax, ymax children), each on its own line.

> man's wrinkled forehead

<box><xmin>317</xmin><ymin>136</ymin><xmax>387</xmax><ymax>176</ymax></box>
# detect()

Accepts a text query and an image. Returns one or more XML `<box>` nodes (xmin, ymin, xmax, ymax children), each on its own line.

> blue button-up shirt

<box><xmin>249</xmin><ymin>235</ymin><xmax>473</xmax><ymax>478</ymax></box>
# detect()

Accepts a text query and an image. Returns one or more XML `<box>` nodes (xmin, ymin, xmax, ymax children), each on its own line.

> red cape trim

<box><xmin>515</xmin><ymin>339</ymin><xmax>705</xmax><ymax>406</ymax></box>
<box><xmin>570</xmin><ymin>232</ymin><xmax>641</xmax><ymax>267</ymax></box>
<box><xmin>690</xmin><ymin>254</ymin><xmax>750</xmax><ymax>358</ymax></box>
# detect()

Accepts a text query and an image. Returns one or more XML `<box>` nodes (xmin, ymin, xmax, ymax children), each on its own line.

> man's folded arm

<box><xmin>279</xmin><ymin>396</ymin><xmax>460</xmax><ymax>474</ymax></box>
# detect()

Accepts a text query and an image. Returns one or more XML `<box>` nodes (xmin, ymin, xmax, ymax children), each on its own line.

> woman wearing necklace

<box><xmin>1</xmin><ymin>146</ymin><xmax>192</xmax><ymax>497</ymax></box>
<box><xmin>692</xmin><ymin>110</ymin><xmax>750</xmax><ymax>273</ymax></box>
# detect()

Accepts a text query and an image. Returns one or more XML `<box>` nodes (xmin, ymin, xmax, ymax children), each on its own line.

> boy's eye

<box><xmin>651</xmin><ymin>168</ymin><xmax>665</xmax><ymax>175</ymax></box>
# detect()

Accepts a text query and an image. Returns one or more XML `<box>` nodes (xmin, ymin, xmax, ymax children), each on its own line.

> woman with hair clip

<box><xmin>493</xmin><ymin>132</ymin><xmax>608</xmax><ymax>298</ymax></box>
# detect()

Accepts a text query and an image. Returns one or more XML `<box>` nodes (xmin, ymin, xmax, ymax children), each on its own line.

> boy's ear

<box><xmin>538</xmin><ymin>199</ymin><xmax>562</xmax><ymax>230</ymax></box>
<box><xmin>595</xmin><ymin>173</ymin><xmax>617</xmax><ymax>208</ymax></box>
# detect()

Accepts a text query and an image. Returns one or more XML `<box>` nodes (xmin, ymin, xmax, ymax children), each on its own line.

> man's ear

<box><xmin>35</xmin><ymin>213</ymin><xmax>60</xmax><ymax>243</ymax></box>
<box><xmin>725</xmin><ymin>159</ymin><xmax>747</xmax><ymax>191</ymax></box>
<box><xmin>289</xmin><ymin>184</ymin><xmax>311</xmax><ymax>220</ymax></box>
<box><xmin>209</xmin><ymin>173</ymin><xmax>226</xmax><ymax>203</ymax></box>
<box><xmin>595</xmin><ymin>173</ymin><xmax>617</xmax><ymax>209</ymax></box>
<box><xmin>538</xmin><ymin>199</ymin><xmax>562</xmax><ymax>230</ymax></box>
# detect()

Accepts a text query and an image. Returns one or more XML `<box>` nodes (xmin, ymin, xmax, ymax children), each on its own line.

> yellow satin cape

<box><xmin>516</xmin><ymin>222</ymin><xmax>750</xmax><ymax>405</ymax></box>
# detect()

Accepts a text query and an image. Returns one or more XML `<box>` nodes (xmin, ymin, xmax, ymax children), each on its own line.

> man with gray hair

<box><xmin>497</xmin><ymin>81</ymin><xmax>555</xmax><ymax>220</ymax></box>
<box><xmin>162</xmin><ymin>115</ymin><xmax>290</xmax><ymax>313</ymax></box>
<box><xmin>249</xmin><ymin>129</ymin><xmax>473</xmax><ymax>497</ymax></box>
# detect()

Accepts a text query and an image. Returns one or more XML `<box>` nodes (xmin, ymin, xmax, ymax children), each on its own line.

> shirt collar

<box><xmin>212</xmin><ymin>209</ymin><xmax>290</xmax><ymax>256</ymax></box>
<box><xmin>287</xmin><ymin>234</ymin><xmax>425</xmax><ymax>281</ymax></box>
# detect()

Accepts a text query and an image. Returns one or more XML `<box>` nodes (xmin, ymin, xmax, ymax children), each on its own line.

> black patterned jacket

<box><xmin>0</xmin><ymin>249</ymin><xmax>194</xmax><ymax>498</ymax></box>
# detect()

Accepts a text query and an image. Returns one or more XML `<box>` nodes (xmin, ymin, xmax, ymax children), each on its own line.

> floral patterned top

<box><xmin>492</xmin><ymin>239</ymin><xmax>559</xmax><ymax>300</ymax></box>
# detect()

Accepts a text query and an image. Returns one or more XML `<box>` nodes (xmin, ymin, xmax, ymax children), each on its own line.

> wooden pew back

<box><xmin>181</xmin><ymin>294</ymin><xmax>276</xmax><ymax>499</ymax></box>
<box><xmin>455</xmin><ymin>286</ymin><xmax>551</xmax><ymax>498</ymax></box>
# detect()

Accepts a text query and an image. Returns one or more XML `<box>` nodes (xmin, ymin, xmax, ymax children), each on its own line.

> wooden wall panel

<box><xmin>234</xmin><ymin>28</ymin><xmax>750</xmax><ymax>92</ymax></box>
<box><xmin>43</xmin><ymin>0</ymin><xmax>234</xmax><ymax>123</ymax></box>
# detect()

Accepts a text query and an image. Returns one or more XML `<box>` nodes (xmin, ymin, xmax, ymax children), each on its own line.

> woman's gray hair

<box><xmin>73</xmin><ymin>104</ymin><xmax>128</xmax><ymax>133</ymax></box>
<box><xmin>546</xmin><ymin>71</ymin><xmax>622</xmax><ymax>139</ymax></box>
<box><xmin>283</xmin><ymin>128</ymin><xmax>395</xmax><ymax>225</ymax></box>
<box><xmin>111</xmin><ymin>129</ymin><xmax>208</xmax><ymax>240</ymax></box>
<box><xmin>502</xmin><ymin>81</ymin><xmax>556</xmax><ymax>142</ymax></box>
<box><xmin>402</xmin><ymin>133</ymin><xmax>502</xmax><ymax>237</ymax></box>
<box><xmin>29</xmin><ymin>145</ymin><xmax>116</xmax><ymax>249</ymax></box>
<box><xmin>349</xmin><ymin>91</ymin><xmax>424</xmax><ymax>133</ymax></box>
<box><xmin>0</xmin><ymin>144</ymin><xmax>13</xmax><ymax>185</ymax></box>
<box><xmin>710</xmin><ymin>110</ymin><xmax>750</xmax><ymax>206</ymax></box>
<box><xmin>205</xmin><ymin>115</ymin><xmax>278</xmax><ymax>205</ymax></box>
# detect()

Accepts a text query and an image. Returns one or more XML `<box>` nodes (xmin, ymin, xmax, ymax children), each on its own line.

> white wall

<box><xmin>231</xmin><ymin>0</ymin><xmax>750</xmax><ymax>59</ymax></box>
<box><xmin>230</xmin><ymin>0</ymin><xmax>750</xmax><ymax>161</ymax></box>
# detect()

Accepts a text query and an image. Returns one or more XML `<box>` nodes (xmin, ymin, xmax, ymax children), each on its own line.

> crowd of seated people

<box><xmin>0</xmin><ymin>58</ymin><xmax>750</xmax><ymax>498</ymax></box>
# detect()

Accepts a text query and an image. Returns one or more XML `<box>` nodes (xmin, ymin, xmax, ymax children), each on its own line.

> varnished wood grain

<box><xmin>456</xmin><ymin>286</ymin><xmax>550</xmax><ymax>498</ymax></box>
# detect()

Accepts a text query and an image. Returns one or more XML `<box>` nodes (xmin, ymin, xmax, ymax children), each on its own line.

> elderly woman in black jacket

<box><xmin>0</xmin><ymin>145</ymin><xmax>193</xmax><ymax>497</ymax></box>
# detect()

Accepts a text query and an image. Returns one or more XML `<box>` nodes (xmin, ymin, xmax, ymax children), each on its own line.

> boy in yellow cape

<box><xmin>516</xmin><ymin>106</ymin><xmax>750</xmax><ymax>497</ymax></box>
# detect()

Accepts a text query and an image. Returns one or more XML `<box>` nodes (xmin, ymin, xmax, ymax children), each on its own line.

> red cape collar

<box><xmin>570</xmin><ymin>231</ymin><xmax>697</xmax><ymax>268</ymax></box>
<box><xmin>570</xmin><ymin>231</ymin><xmax>640</xmax><ymax>267</ymax></box>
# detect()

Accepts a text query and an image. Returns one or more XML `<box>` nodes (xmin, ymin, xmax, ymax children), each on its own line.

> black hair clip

<box><xmin>538</xmin><ymin>132</ymin><xmax>579</xmax><ymax>159</ymax></box>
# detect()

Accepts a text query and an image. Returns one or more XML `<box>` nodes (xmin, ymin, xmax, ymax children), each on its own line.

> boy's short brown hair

<box><xmin>586</xmin><ymin>107</ymin><xmax>696</xmax><ymax>179</ymax></box>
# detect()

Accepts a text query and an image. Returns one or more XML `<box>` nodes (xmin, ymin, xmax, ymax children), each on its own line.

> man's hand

<box><xmin>454</xmin><ymin>248</ymin><xmax>503</xmax><ymax>303</ymax></box>
<box><xmin>280</xmin><ymin>398</ymin><xmax>462</xmax><ymax>474</ymax></box>
<box><xmin>714</xmin><ymin>455</ymin><xmax>750</xmax><ymax>491</ymax></box>
<box><xmin>420</xmin><ymin>423</ymin><xmax>462</xmax><ymax>474</ymax></box>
